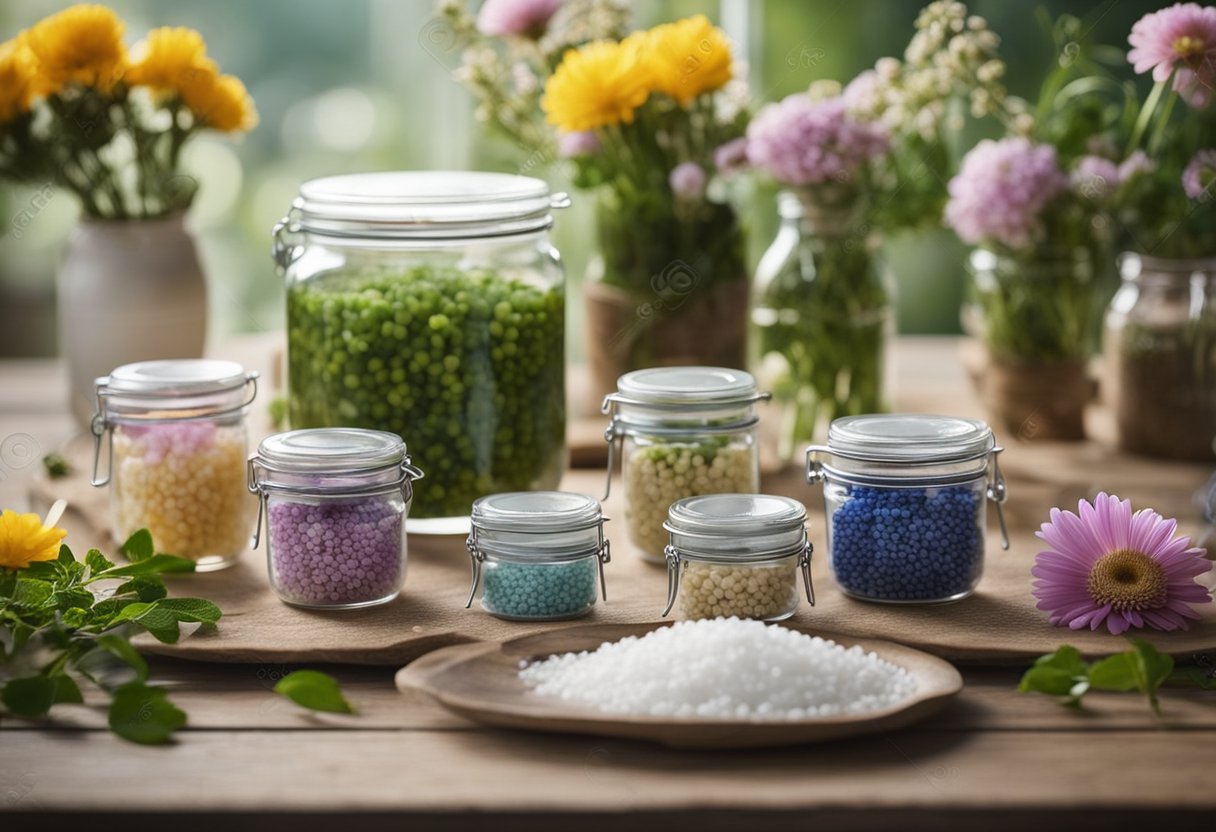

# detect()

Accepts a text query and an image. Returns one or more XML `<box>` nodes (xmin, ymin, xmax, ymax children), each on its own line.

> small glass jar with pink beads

<box><xmin>91</xmin><ymin>359</ymin><xmax>260</xmax><ymax>571</ymax></box>
<box><xmin>247</xmin><ymin>428</ymin><xmax>424</xmax><ymax>609</ymax></box>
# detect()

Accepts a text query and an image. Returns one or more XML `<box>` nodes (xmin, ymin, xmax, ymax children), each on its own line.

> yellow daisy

<box><xmin>542</xmin><ymin>38</ymin><xmax>652</xmax><ymax>133</ymax></box>
<box><xmin>179</xmin><ymin>71</ymin><xmax>258</xmax><ymax>132</ymax></box>
<box><xmin>0</xmin><ymin>38</ymin><xmax>38</xmax><ymax>123</ymax></box>
<box><xmin>24</xmin><ymin>4</ymin><xmax>128</xmax><ymax>94</ymax></box>
<box><xmin>0</xmin><ymin>501</ymin><xmax>68</xmax><ymax>570</ymax></box>
<box><xmin>124</xmin><ymin>26</ymin><xmax>216</xmax><ymax>98</ymax></box>
<box><xmin>640</xmin><ymin>15</ymin><xmax>733</xmax><ymax>106</ymax></box>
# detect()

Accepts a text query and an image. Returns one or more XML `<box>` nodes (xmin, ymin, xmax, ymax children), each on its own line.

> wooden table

<box><xmin>2</xmin><ymin>336</ymin><xmax>1214</xmax><ymax>831</ymax></box>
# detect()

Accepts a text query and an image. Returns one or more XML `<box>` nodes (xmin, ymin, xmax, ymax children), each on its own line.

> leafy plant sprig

<box><xmin>1018</xmin><ymin>639</ymin><xmax>1175</xmax><ymax>715</ymax></box>
<box><xmin>274</xmin><ymin>669</ymin><xmax>355</xmax><ymax>714</ymax></box>
<box><xmin>0</xmin><ymin>528</ymin><xmax>220</xmax><ymax>744</ymax></box>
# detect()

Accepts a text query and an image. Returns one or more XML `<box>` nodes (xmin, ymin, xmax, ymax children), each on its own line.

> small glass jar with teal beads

<box><xmin>805</xmin><ymin>414</ymin><xmax>1010</xmax><ymax>605</ymax></box>
<box><xmin>464</xmin><ymin>491</ymin><xmax>611</xmax><ymax>621</ymax></box>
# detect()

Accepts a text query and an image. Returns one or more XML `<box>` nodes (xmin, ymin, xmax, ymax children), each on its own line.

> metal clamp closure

<box><xmin>91</xmin><ymin>372</ymin><xmax>259</xmax><ymax>488</ymax></box>
<box><xmin>272</xmin><ymin>200</ymin><xmax>304</xmax><ymax>272</ymax></box>
<box><xmin>661</xmin><ymin>538</ymin><xmax>814</xmax><ymax>617</ymax></box>
<box><xmin>464</xmin><ymin>518</ymin><xmax>611</xmax><ymax>609</ymax></box>
<box><xmin>246</xmin><ymin>453</ymin><xmax>423</xmax><ymax>550</ymax></box>
<box><xmin>987</xmin><ymin>446</ymin><xmax>1009</xmax><ymax>550</ymax></box>
<box><xmin>600</xmin><ymin>391</ymin><xmax>770</xmax><ymax>500</ymax></box>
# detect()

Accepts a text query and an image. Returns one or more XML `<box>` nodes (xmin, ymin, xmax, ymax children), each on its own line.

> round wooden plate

<box><xmin>395</xmin><ymin>622</ymin><xmax>964</xmax><ymax>749</ymax></box>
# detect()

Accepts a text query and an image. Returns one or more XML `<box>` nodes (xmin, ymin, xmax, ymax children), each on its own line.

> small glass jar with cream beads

<box><xmin>662</xmin><ymin>493</ymin><xmax>814</xmax><ymax>622</ymax></box>
<box><xmin>602</xmin><ymin>366</ymin><xmax>768</xmax><ymax>563</ymax></box>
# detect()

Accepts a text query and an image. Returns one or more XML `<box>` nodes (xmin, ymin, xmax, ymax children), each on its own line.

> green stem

<box><xmin>1146</xmin><ymin>87</ymin><xmax>1179</xmax><ymax>157</ymax></box>
<box><xmin>1125</xmin><ymin>78</ymin><xmax>1167</xmax><ymax>155</ymax></box>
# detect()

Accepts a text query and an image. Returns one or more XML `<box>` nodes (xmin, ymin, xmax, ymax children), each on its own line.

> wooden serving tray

<box><xmin>394</xmin><ymin>623</ymin><xmax>964</xmax><ymax>749</ymax></box>
<box><xmin>29</xmin><ymin>434</ymin><xmax>1216</xmax><ymax>666</ymax></box>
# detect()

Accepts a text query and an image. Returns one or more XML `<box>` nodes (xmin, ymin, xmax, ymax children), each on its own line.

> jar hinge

<box><xmin>272</xmin><ymin>200</ymin><xmax>305</xmax><ymax>272</ymax></box>
<box><xmin>987</xmin><ymin>446</ymin><xmax>1009</xmax><ymax>550</ymax></box>
<box><xmin>661</xmin><ymin>544</ymin><xmax>681</xmax><ymax>618</ymax></box>
<box><xmin>89</xmin><ymin>387</ymin><xmax>113</xmax><ymax>487</ymax></box>
<box><xmin>804</xmin><ymin>445</ymin><xmax>829</xmax><ymax>485</ymax></box>
<box><xmin>799</xmin><ymin>539</ymin><xmax>815</xmax><ymax>606</ymax></box>
<box><xmin>246</xmin><ymin>456</ymin><xmax>268</xmax><ymax>549</ymax></box>
<box><xmin>596</xmin><ymin>521</ymin><xmax>611</xmax><ymax>603</ymax></box>
<box><xmin>463</xmin><ymin>531</ymin><xmax>486</xmax><ymax>609</ymax></box>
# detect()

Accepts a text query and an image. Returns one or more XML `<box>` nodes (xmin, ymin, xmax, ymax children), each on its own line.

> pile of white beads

<box><xmin>519</xmin><ymin>618</ymin><xmax>916</xmax><ymax>720</ymax></box>
<box><xmin>677</xmin><ymin>560</ymin><xmax>799</xmax><ymax>621</ymax></box>
<box><xmin>625</xmin><ymin>442</ymin><xmax>756</xmax><ymax>559</ymax></box>
<box><xmin>111</xmin><ymin>421</ymin><xmax>255</xmax><ymax>563</ymax></box>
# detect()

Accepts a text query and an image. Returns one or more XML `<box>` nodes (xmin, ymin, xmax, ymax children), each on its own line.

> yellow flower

<box><xmin>0</xmin><ymin>38</ymin><xmax>38</xmax><ymax>123</ymax></box>
<box><xmin>542</xmin><ymin>38</ymin><xmax>652</xmax><ymax>132</ymax></box>
<box><xmin>179</xmin><ymin>71</ymin><xmax>258</xmax><ymax>132</ymax></box>
<box><xmin>24</xmin><ymin>4</ymin><xmax>128</xmax><ymax>94</ymax></box>
<box><xmin>640</xmin><ymin>15</ymin><xmax>733</xmax><ymax>106</ymax></box>
<box><xmin>125</xmin><ymin>27</ymin><xmax>216</xmax><ymax>97</ymax></box>
<box><xmin>0</xmin><ymin>501</ymin><xmax>68</xmax><ymax>570</ymax></box>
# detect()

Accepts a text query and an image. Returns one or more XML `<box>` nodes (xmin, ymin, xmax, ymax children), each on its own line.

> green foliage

<box><xmin>273</xmin><ymin>670</ymin><xmax>354</xmax><ymax>714</ymax></box>
<box><xmin>0</xmin><ymin>529</ymin><xmax>221</xmax><ymax>744</ymax></box>
<box><xmin>1019</xmin><ymin>640</ymin><xmax>1176</xmax><ymax>714</ymax></box>
<box><xmin>41</xmin><ymin>453</ymin><xmax>71</xmax><ymax>479</ymax></box>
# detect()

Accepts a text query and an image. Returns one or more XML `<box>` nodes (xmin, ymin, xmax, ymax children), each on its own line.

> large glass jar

<box><xmin>1103</xmin><ymin>253</ymin><xmax>1216</xmax><ymax>461</ymax></box>
<box><xmin>752</xmin><ymin>190</ymin><xmax>891</xmax><ymax>461</ymax></box>
<box><xmin>806</xmin><ymin>414</ymin><xmax>1009</xmax><ymax>604</ymax></box>
<box><xmin>661</xmin><ymin>493</ymin><xmax>814</xmax><ymax>622</ymax></box>
<box><xmin>276</xmin><ymin>172</ymin><xmax>568</xmax><ymax>532</ymax></box>
<box><xmin>602</xmin><ymin>367</ymin><xmax>767</xmax><ymax>563</ymax></box>
<box><xmin>90</xmin><ymin>359</ymin><xmax>259</xmax><ymax>571</ymax></box>
<box><xmin>247</xmin><ymin>428</ymin><xmax>424</xmax><ymax>609</ymax></box>
<box><xmin>464</xmin><ymin>491</ymin><xmax>610</xmax><ymax>621</ymax></box>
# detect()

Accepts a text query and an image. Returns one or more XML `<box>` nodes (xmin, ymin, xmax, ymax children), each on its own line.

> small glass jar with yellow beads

<box><xmin>661</xmin><ymin>493</ymin><xmax>814</xmax><ymax>622</ymax></box>
<box><xmin>90</xmin><ymin>360</ymin><xmax>259</xmax><ymax>571</ymax></box>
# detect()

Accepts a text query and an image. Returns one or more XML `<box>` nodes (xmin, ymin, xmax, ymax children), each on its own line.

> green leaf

<box><xmin>158</xmin><ymin>598</ymin><xmax>222</xmax><ymax>625</ymax></box>
<box><xmin>1130</xmin><ymin>639</ymin><xmax>1174</xmax><ymax>715</ymax></box>
<box><xmin>95</xmin><ymin>554</ymin><xmax>196</xmax><ymax>579</ymax></box>
<box><xmin>116</xmin><ymin>603</ymin><xmax>181</xmax><ymax>644</ymax></box>
<box><xmin>0</xmin><ymin>569</ymin><xmax>16</xmax><ymax>598</ymax></box>
<box><xmin>51</xmin><ymin>674</ymin><xmax>83</xmax><ymax>705</ymax></box>
<box><xmin>119</xmin><ymin>529</ymin><xmax>154</xmax><ymax>563</ymax></box>
<box><xmin>57</xmin><ymin>544</ymin><xmax>75</xmax><ymax>564</ymax></box>
<box><xmin>11</xmin><ymin>578</ymin><xmax>53</xmax><ymax>609</ymax></box>
<box><xmin>1089</xmin><ymin>652</ymin><xmax>1140</xmax><ymax>692</ymax></box>
<box><xmin>84</xmin><ymin>548</ymin><xmax>115</xmax><ymax>575</ymax></box>
<box><xmin>42</xmin><ymin>452</ymin><xmax>70</xmax><ymax>479</ymax></box>
<box><xmin>62</xmin><ymin>607</ymin><xmax>90</xmax><ymax>629</ymax></box>
<box><xmin>1</xmin><ymin>674</ymin><xmax>56</xmax><ymax>717</ymax></box>
<box><xmin>114</xmin><ymin>576</ymin><xmax>168</xmax><ymax>602</ymax></box>
<box><xmin>108</xmin><ymin>682</ymin><xmax>186</xmax><ymax>744</ymax></box>
<box><xmin>51</xmin><ymin>587</ymin><xmax>95</xmax><ymax>612</ymax></box>
<box><xmin>95</xmin><ymin>634</ymin><xmax>149</xmax><ymax>681</ymax></box>
<box><xmin>1019</xmin><ymin>645</ymin><xmax>1088</xmax><ymax>697</ymax></box>
<box><xmin>1167</xmin><ymin>666</ymin><xmax>1216</xmax><ymax>689</ymax></box>
<box><xmin>273</xmin><ymin>670</ymin><xmax>354</xmax><ymax>714</ymax></box>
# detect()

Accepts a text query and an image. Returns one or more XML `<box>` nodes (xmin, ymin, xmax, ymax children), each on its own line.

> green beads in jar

<box><xmin>287</xmin><ymin>264</ymin><xmax>565</xmax><ymax>519</ymax></box>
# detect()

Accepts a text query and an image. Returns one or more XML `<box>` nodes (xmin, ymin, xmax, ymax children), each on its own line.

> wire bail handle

<box><xmin>90</xmin><ymin>371</ymin><xmax>259</xmax><ymax>488</ymax></box>
<box><xmin>661</xmin><ymin>537</ymin><xmax>814</xmax><ymax>617</ymax></box>
<box><xmin>246</xmin><ymin>452</ymin><xmax>423</xmax><ymax>550</ymax></box>
<box><xmin>463</xmin><ymin>517</ymin><xmax>612</xmax><ymax>609</ymax></box>
<box><xmin>987</xmin><ymin>445</ymin><xmax>1010</xmax><ymax>550</ymax></box>
<box><xmin>272</xmin><ymin>200</ymin><xmax>304</xmax><ymax>272</ymax></box>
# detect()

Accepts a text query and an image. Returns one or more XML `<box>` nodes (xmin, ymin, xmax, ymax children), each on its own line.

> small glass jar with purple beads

<box><xmin>805</xmin><ymin>414</ymin><xmax>1009</xmax><ymax>605</ymax></box>
<box><xmin>248</xmin><ymin>428</ymin><xmax>424</xmax><ymax>609</ymax></box>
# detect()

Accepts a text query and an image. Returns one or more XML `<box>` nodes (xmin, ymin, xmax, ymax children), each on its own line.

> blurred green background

<box><xmin>0</xmin><ymin>0</ymin><xmax>1163</xmax><ymax>358</ymax></box>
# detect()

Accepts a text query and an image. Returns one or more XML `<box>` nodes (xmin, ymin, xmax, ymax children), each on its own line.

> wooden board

<box><xmin>395</xmin><ymin>623</ymin><xmax>963</xmax><ymax>749</ymax></box>
<box><xmin>28</xmin><ymin>434</ymin><xmax>1216</xmax><ymax>667</ymax></box>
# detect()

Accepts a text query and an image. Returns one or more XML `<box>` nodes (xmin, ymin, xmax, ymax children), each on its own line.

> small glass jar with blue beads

<box><xmin>805</xmin><ymin>414</ymin><xmax>1009</xmax><ymax>604</ymax></box>
<box><xmin>464</xmin><ymin>491</ymin><xmax>611</xmax><ymax>621</ymax></box>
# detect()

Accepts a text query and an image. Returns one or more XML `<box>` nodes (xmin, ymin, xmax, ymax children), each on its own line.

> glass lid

<box><xmin>295</xmin><ymin>171</ymin><xmax>559</xmax><ymax>236</ymax></box>
<box><xmin>255</xmin><ymin>428</ymin><xmax>405</xmax><ymax>473</ymax></box>
<box><xmin>615</xmin><ymin>366</ymin><xmax>758</xmax><ymax>405</ymax></box>
<box><xmin>826</xmin><ymin>413</ymin><xmax>995</xmax><ymax>462</ymax></box>
<box><xmin>471</xmin><ymin>491</ymin><xmax>603</xmax><ymax>533</ymax></box>
<box><xmin>665</xmin><ymin>493</ymin><xmax>806</xmax><ymax>537</ymax></box>
<box><xmin>101</xmin><ymin>359</ymin><xmax>248</xmax><ymax>396</ymax></box>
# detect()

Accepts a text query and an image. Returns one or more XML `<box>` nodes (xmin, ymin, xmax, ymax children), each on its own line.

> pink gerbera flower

<box><xmin>476</xmin><ymin>0</ymin><xmax>563</xmax><ymax>38</ymax></box>
<box><xmin>1128</xmin><ymin>2</ymin><xmax>1216</xmax><ymax>108</ymax></box>
<box><xmin>1033</xmin><ymin>493</ymin><xmax>1212</xmax><ymax>635</ymax></box>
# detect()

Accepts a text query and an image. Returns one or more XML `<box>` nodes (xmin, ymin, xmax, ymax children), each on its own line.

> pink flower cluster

<box><xmin>1183</xmin><ymin>148</ymin><xmax>1216</xmax><ymax>199</ymax></box>
<box><xmin>476</xmin><ymin>0</ymin><xmax>563</xmax><ymax>38</ymax></box>
<box><xmin>121</xmin><ymin>421</ymin><xmax>218</xmax><ymax>464</ymax></box>
<box><xmin>1128</xmin><ymin>2</ymin><xmax>1216</xmax><ymax>108</ymax></box>
<box><xmin>744</xmin><ymin>95</ymin><xmax>888</xmax><ymax>187</ymax></box>
<box><xmin>944</xmin><ymin>137</ymin><xmax>1068</xmax><ymax>249</ymax></box>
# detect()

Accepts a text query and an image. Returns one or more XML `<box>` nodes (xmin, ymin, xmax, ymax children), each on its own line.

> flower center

<box><xmin>1173</xmin><ymin>35</ymin><xmax>1207</xmax><ymax>63</ymax></box>
<box><xmin>1086</xmin><ymin>548</ymin><xmax>1168</xmax><ymax>612</ymax></box>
